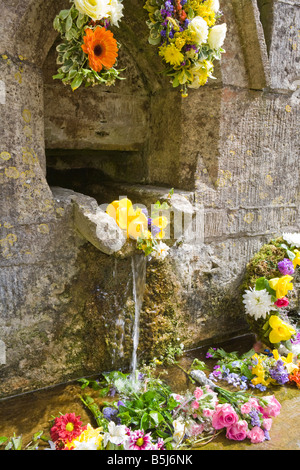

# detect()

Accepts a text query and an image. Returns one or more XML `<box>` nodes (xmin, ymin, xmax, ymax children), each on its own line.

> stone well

<box><xmin>0</xmin><ymin>0</ymin><xmax>299</xmax><ymax>398</ymax></box>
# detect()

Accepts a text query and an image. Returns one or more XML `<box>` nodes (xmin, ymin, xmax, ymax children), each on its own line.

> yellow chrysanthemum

<box><xmin>190</xmin><ymin>0</ymin><xmax>216</xmax><ymax>26</ymax></box>
<box><xmin>269</xmin><ymin>315</ymin><xmax>296</xmax><ymax>344</ymax></box>
<box><xmin>159</xmin><ymin>44</ymin><xmax>184</xmax><ymax>66</ymax></box>
<box><xmin>269</xmin><ymin>275</ymin><xmax>293</xmax><ymax>299</ymax></box>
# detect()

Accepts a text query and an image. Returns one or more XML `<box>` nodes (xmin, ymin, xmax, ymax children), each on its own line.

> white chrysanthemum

<box><xmin>208</xmin><ymin>23</ymin><xmax>227</xmax><ymax>50</ymax></box>
<box><xmin>152</xmin><ymin>241</ymin><xmax>169</xmax><ymax>260</ymax></box>
<box><xmin>108</xmin><ymin>0</ymin><xmax>124</xmax><ymax>26</ymax></box>
<box><xmin>283</xmin><ymin>232</ymin><xmax>300</xmax><ymax>248</ymax></box>
<box><xmin>74</xmin><ymin>0</ymin><xmax>110</xmax><ymax>21</ymax></box>
<box><xmin>242</xmin><ymin>288</ymin><xmax>274</xmax><ymax>320</ymax></box>
<box><xmin>188</xmin><ymin>16</ymin><xmax>209</xmax><ymax>45</ymax></box>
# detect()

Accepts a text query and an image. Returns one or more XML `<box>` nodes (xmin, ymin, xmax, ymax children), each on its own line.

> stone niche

<box><xmin>0</xmin><ymin>0</ymin><xmax>299</xmax><ymax>398</ymax></box>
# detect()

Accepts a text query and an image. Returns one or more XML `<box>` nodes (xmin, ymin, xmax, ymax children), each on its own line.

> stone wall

<box><xmin>0</xmin><ymin>0</ymin><xmax>299</xmax><ymax>398</ymax></box>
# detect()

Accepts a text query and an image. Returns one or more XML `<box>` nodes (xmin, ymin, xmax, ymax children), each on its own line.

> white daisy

<box><xmin>282</xmin><ymin>232</ymin><xmax>300</xmax><ymax>248</ymax></box>
<box><xmin>242</xmin><ymin>288</ymin><xmax>274</xmax><ymax>320</ymax></box>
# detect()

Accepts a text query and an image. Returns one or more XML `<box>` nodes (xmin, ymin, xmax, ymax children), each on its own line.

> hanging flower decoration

<box><xmin>143</xmin><ymin>0</ymin><xmax>227</xmax><ymax>97</ymax></box>
<box><xmin>53</xmin><ymin>0</ymin><xmax>124</xmax><ymax>91</ymax></box>
<box><xmin>242</xmin><ymin>233</ymin><xmax>300</xmax><ymax>355</ymax></box>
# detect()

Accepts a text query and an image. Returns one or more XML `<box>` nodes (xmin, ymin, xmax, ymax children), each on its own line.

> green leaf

<box><xmin>65</xmin><ymin>14</ymin><xmax>73</xmax><ymax>33</ymax></box>
<box><xmin>149</xmin><ymin>411</ymin><xmax>164</xmax><ymax>426</ymax></box>
<box><xmin>71</xmin><ymin>73</ymin><xmax>83</xmax><ymax>90</ymax></box>
<box><xmin>0</xmin><ymin>437</ymin><xmax>8</xmax><ymax>445</ymax></box>
<box><xmin>59</xmin><ymin>9</ymin><xmax>71</xmax><ymax>20</ymax></box>
<box><xmin>255</xmin><ymin>277</ymin><xmax>267</xmax><ymax>291</ymax></box>
<box><xmin>140</xmin><ymin>412</ymin><xmax>150</xmax><ymax>431</ymax></box>
<box><xmin>287</xmin><ymin>249</ymin><xmax>296</xmax><ymax>260</ymax></box>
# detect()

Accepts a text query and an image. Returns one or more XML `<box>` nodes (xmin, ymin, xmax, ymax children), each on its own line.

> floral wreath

<box><xmin>144</xmin><ymin>0</ymin><xmax>227</xmax><ymax>97</ymax></box>
<box><xmin>53</xmin><ymin>0</ymin><xmax>124</xmax><ymax>91</ymax></box>
<box><xmin>243</xmin><ymin>232</ymin><xmax>300</xmax><ymax>356</ymax></box>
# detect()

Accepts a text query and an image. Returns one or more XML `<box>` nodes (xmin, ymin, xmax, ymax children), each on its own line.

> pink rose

<box><xmin>263</xmin><ymin>418</ymin><xmax>272</xmax><ymax>431</ymax></box>
<box><xmin>212</xmin><ymin>404</ymin><xmax>239</xmax><ymax>430</ymax></box>
<box><xmin>194</xmin><ymin>387</ymin><xmax>203</xmax><ymax>399</ymax></box>
<box><xmin>191</xmin><ymin>400</ymin><xmax>199</xmax><ymax>410</ymax></box>
<box><xmin>226</xmin><ymin>420</ymin><xmax>248</xmax><ymax>441</ymax></box>
<box><xmin>240</xmin><ymin>402</ymin><xmax>252</xmax><ymax>414</ymax></box>
<box><xmin>247</xmin><ymin>426</ymin><xmax>265</xmax><ymax>443</ymax></box>
<box><xmin>260</xmin><ymin>395</ymin><xmax>281</xmax><ymax>418</ymax></box>
<box><xmin>274</xmin><ymin>297</ymin><xmax>289</xmax><ymax>308</ymax></box>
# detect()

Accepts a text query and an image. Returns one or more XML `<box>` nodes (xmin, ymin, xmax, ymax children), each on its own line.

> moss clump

<box><xmin>241</xmin><ymin>237</ymin><xmax>286</xmax><ymax>293</ymax></box>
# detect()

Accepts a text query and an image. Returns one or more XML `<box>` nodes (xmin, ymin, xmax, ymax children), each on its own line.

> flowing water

<box><xmin>130</xmin><ymin>254</ymin><xmax>147</xmax><ymax>379</ymax></box>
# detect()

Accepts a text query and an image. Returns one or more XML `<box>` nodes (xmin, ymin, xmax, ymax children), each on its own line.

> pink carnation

<box><xmin>247</xmin><ymin>426</ymin><xmax>265</xmax><ymax>444</ymax></box>
<box><xmin>226</xmin><ymin>420</ymin><xmax>248</xmax><ymax>441</ymax></box>
<box><xmin>189</xmin><ymin>424</ymin><xmax>204</xmax><ymax>436</ymax></box>
<box><xmin>260</xmin><ymin>395</ymin><xmax>281</xmax><ymax>418</ymax></box>
<box><xmin>203</xmin><ymin>408</ymin><xmax>214</xmax><ymax>417</ymax></box>
<box><xmin>241</xmin><ymin>398</ymin><xmax>260</xmax><ymax>414</ymax></box>
<box><xmin>212</xmin><ymin>404</ymin><xmax>239</xmax><ymax>430</ymax></box>
<box><xmin>194</xmin><ymin>387</ymin><xmax>203</xmax><ymax>399</ymax></box>
<box><xmin>263</xmin><ymin>418</ymin><xmax>272</xmax><ymax>431</ymax></box>
<box><xmin>191</xmin><ymin>400</ymin><xmax>200</xmax><ymax>410</ymax></box>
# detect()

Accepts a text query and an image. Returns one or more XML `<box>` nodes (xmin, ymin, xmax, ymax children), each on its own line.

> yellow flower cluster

<box><xmin>106</xmin><ymin>198</ymin><xmax>168</xmax><ymax>241</ymax></box>
<box><xmin>106</xmin><ymin>198</ymin><xmax>148</xmax><ymax>240</ymax></box>
<box><xmin>190</xmin><ymin>0</ymin><xmax>216</xmax><ymax>27</ymax></box>
<box><xmin>251</xmin><ymin>350</ymin><xmax>297</xmax><ymax>388</ymax></box>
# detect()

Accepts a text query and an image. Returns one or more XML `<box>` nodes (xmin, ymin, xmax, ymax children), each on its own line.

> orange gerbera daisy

<box><xmin>81</xmin><ymin>26</ymin><xmax>118</xmax><ymax>73</ymax></box>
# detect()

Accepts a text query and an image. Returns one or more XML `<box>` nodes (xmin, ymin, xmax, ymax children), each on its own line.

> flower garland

<box><xmin>144</xmin><ymin>0</ymin><xmax>227</xmax><ymax>97</ymax></box>
<box><xmin>106</xmin><ymin>191</ymin><xmax>173</xmax><ymax>259</ymax></box>
<box><xmin>242</xmin><ymin>233</ymin><xmax>300</xmax><ymax>355</ymax></box>
<box><xmin>53</xmin><ymin>0</ymin><xmax>124</xmax><ymax>90</ymax></box>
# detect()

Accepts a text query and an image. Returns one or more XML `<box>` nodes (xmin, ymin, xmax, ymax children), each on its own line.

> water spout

<box><xmin>131</xmin><ymin>254</ymin><xmax>147</xmax><ymax>379</ymax></box>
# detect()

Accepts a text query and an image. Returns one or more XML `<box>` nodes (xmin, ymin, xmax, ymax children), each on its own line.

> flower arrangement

<box><xmin>207</xmin><ymin>346</ymin><xmax>300</xmax><ymax>392</ymax></box>
<box><xmin>242</xmin><ymin>233</ymin><xmax>300</xmax><ymax>355</ymax></box>
<box><xmin>53</xmin><ymin>0</ymin><xmax>124</xmax><ymax>90</ymax></box>
<box><xmin>0</xmin><ymin>364</ymin><xmax>282</xmax><ymax>450</ymax></box>
<box><xmin>106</xmin><ymin>191</ymin><xmax>173</xmax><ymax>259</ymax></box>
<box><xmin>143</xmin><ymin>0</ymin><xmax>227</xmax><ymax>97</ymax></box>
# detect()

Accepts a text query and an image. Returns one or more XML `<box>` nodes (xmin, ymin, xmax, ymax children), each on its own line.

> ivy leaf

<box><xmin>65</xmin><ymin>13</ymin><xmax>73</xmax><ymax>32</ymax></box>
<box><xmin>71</xmin><ymin>73</ymin><xmax>83</xmax><ymax>91</ymax></box>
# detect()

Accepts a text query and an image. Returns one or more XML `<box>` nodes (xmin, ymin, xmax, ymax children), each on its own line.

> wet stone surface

<box><xmin>0</xmin><ymin>334</ymin><xmax>299</xmax><ymax>450</ymax></box>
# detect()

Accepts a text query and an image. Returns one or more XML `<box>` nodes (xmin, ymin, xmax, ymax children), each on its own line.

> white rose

<box><xmin>188</xmin><ymin>16</ymin><xmax>209</xmax><ymax>45</ymax></box>
<box><xmin>74</xmin><ymin>0</ymin><xmax>110</xmax><ymax>21</ymax></box>
<box><xmin>108</xmin><ymin>0</ymin><xmax>124</xmax><ymax>27</ymax></box>
<box><xmin>208</xmin><ymin>23</ymin><xmax>227</xmax><ymax>49</ymax></box>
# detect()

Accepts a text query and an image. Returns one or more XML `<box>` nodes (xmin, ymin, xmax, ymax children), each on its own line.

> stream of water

<box><xmin>130</xmin><ymin>254</ymin><xmax>147</xmax><ymax>379</ymax></box>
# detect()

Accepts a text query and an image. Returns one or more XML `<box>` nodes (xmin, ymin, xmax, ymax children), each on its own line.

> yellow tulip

<box><xmin>269</xmin><ymin>275</ymin><xmax>293</xmax><ymax>299</ymax></box>
<box><xmin>269</xmin><ymin>315</ymin><xmax>296</xmax><ymax>344</ymax></box>
<box><xmin>292</xmin><ymin>250</ymin><xmax>300</xmax><ymax>269</ymax></box>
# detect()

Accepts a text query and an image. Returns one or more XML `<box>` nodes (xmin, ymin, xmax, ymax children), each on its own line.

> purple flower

<box><xmin>102</xmin><ymin>407</ymin><xmax>120</xmax><ymax>423</ymax></box>
<box><xmin>278</xmin><ymin>258</ymin><xmax>295</xmax><ymax>275</ymax></box>
<box><xmin>269</xmin><ymin>360</ymin><xmax>289</xmax><ymax>385</ymax></box>
<box><xmin>249</xmin><ymin>410</ymin><xmax>261</xmax><ymax>427</ymax></box>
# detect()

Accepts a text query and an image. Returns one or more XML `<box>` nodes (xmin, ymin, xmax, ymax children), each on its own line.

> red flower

<box><xmin>274</xmin><ymin>297</ymin><xmax>289</xmax><ymax>308</ymax></box>
<box><xmin>50</xmin><ymin>413</ymin><xmax>86</xmax><ymax>445</ymax></box>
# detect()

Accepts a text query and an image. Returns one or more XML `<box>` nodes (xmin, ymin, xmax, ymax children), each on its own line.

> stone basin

<box><xmin>0</xmin><ymin>334</ymin><xmax>299</xmax><ymax>451</ymax></box>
